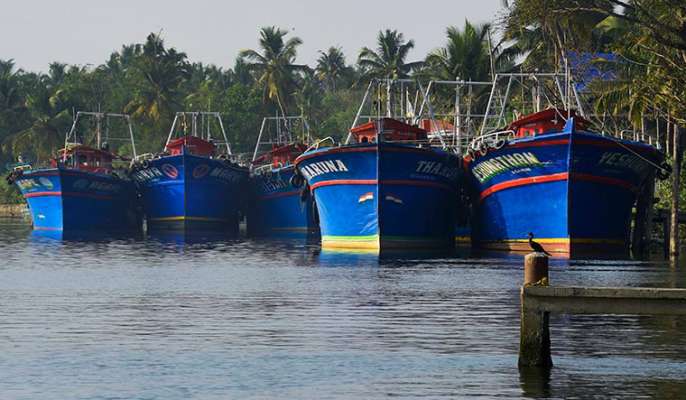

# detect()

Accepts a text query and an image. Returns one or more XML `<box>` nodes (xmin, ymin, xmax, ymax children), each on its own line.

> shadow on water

<box><xmin>30</xmin><ymin>229</ymin><xmax>145</xmax><ymax>243</ymax></box>
<box><xmin>146</xmin><ymin>230</ymin><xmax>242</xmax><ymax>245</ymax></box>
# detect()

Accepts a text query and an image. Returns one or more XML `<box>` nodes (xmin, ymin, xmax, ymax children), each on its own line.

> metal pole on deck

<box><xmin>127</xmin><ymin>116</ymin><xmax>137</xmax><ymax>160</ymax></box>
<box><xmin>455</xmin><ymin>80</ymin><xmax>461</xmax><ymax>154</ymax></box>
<box><xmin>95</xmin><ymin>113</ymin><xmax>102</xmax><ymax>148</ymax></box>
<box><xmin>346</xmin><ymin>80</ymin><xmax>374</xmax><ymax>144</ymax></box>
<box><xmin>216</xmin><ymin>114</ymin><xmax>232</xmax><ymax>155</ymax></box>
<box><xmin>165</xmin><ymin>114</ymin><xmax>179</xmax><ymax>149</ymax></box>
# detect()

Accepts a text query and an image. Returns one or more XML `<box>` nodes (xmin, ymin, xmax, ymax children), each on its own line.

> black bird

<box><xmin>528</xmin><ymin>232</ymin><xmax>551</xmax><ymax>256</ymax></box>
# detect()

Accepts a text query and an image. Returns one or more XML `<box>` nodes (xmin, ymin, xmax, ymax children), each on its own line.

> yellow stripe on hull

<box><xmin>477</xmin><ymin>237</ymin><xmax>627</xmax><ymax>256</ymax></box>
<box><xmin>322</xmin><ymin>235</ymin><xmax>380</xmax><ymax>250</ymax></box>
<box><xmin>455</xmin><ymin>236</ymin><xmax>471</xmax><ymax>243</ymax></box>
<box><xmin>485</xmin><ymin>237</ymin><xmax>625</xmax><ymax>245</ymax></box>
<box><xmin>322</xmin><ymin>234</ymin><xmax>453</xmax><ymax>251</ymax></box>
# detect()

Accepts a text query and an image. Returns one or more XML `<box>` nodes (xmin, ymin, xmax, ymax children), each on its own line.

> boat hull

<box><xmin>296</xmin><ymin>143</ymin><xmax>460</xmax><ymax>251</ymax></box>
<box><xmin>14</xmin><ymin>168</ymin><xmax>139</xmax><ymax>232</ymax></box>
<box><xmin>466</xmin><ymin>130</ymin><xmax>663</xmax><ymax>256</ymax></box>
<box><xmin>131</xmin><ymin>154</ymin><xmax>248</xmax><ymax>232</ymax></box>
<box><xmin>249</xmin><ymin>165</ymin><xmax>317</xmax><ymax>236</ymax></box>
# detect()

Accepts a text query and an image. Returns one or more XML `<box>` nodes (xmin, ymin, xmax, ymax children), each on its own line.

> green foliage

<box><xmin>357</xmin><ymin>29</ymin><xmax>423</xmax><ymax>81</ymax></box>
<box><xmin>0</xmin><ymin>178</ymin><xmax>21</xmax><ymax>204</ymax></box>
<box><xmin>239</xmin><ymin>26</ymin><xmax>307</xmax><ymax>116</ymax></box>
<box><xmin>316</xmin><ymin>47</ymin><xmax>352</xmax><ymax>92</ymax></box>
<box><xmin>424</xmin><ymin>21</ymin><xmax>492</xmax><ymax>82</ymax></box>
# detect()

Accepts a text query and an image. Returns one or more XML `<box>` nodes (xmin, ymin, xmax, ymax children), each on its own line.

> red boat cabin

<box><xmin>508</xmin><ymin>108</ymin><xmax>588</xmax><ymax>138</ymax></box>
<box><xmin>351</xmin><ymin>118</ymin><xmax>427</xmax><ymax>143</ymax></box>
<box><xmin>55</xmin><ymin>145</ymin><xmax>116</xmax><ymax>174</ymax></box>
<box><xmin>165</xmin><ymin>136</ymin><xmax>216</xmax><ymax>157</ymax></box>
<box><xmin>253</xmin><ymin>143</ymin><xmax>308</xmax><ymax>168</ymax></box>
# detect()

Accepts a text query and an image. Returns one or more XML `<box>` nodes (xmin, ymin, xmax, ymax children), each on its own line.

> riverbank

<box><xmin>0</xmin><ymin>204</ymin><xmax>29</xmax><ymax>218</ymax></box>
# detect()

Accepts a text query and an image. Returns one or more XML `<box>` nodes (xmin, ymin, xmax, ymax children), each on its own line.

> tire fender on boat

<box><xmin>290</xmin><ymin>173</ymin><xmax>305</xmax><ymax>188</ymax></box>
<box><xmin>657</xmin><ymin>162</ymin><xmax>672</xmax><ymax>180</ymax></box>
<box><xmin>478</xmin><ymin>142</ymin><xmax>489</xmax><ymax>157</ymax></box>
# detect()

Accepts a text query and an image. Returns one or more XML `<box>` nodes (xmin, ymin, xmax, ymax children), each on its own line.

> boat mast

<box><xmin>96</xmin><ymin>112</ymin><xmax>102</xmax><ymax>148</ymax></box>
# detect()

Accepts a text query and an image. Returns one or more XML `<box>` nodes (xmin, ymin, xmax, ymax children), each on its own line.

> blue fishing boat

<box><xmin>130</xmin><ymin>112</ymin><xmax>248</xmax><ymax>232</ymax></box>
<box><xmin>466</xmin><ymin>108</ymin><xmax>666</xmax><ymax>256</ymax></box>
<box><xmin>248</xmin><ymin>116</ymin><xmax>317</xmax><ymax>236</ymax></box>
<box><xmin>294</xmin><ymin>79</ymin><xmax>462</xmax><ymax>251</ymax></box>
<box><xmin>7</xmin><ymin>112</ymin><xmax>141</xmax><ymax>232</ymax></box>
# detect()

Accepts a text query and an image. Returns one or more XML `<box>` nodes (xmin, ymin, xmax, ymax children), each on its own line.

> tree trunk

<box><xmin>667</xmin><ymin>116</ymin><xmax>672</xmax><ymax>157</ymax></box>
<box><xmin>669</xmin><ymin>124</ymin><xmax>682</xmax><ymax>261</ymax></box>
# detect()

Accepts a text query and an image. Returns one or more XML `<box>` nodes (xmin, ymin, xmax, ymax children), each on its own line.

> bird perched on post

<box><xmin>528</xmin><ymin>232</ymin><xmax>551</xmax><ymax>256</ymax></box>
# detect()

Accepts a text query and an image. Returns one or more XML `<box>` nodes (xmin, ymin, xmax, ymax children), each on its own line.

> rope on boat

<box><xmin>602</xmin><ymin>134</ymin><xmax>671</xmax><ymax>178</ymax></box>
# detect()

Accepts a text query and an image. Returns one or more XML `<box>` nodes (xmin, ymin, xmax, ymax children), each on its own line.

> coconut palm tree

<box><xmin>357</xmin><ymin>29</ymin><xmax>423</xmax><ymax>81</ymax></box>
<box><xmin>232</xmin><ymin>57</ymin><xmax>254</xmax><ymax>86</ymax></box>
<box><xmin>315</xmin><ymin>47</ymin><xmax>348</xmax><ymax>92</ymax></box>
<box><xmin>239</xmin><ymin>26</ymin><xmax>307</xmax><ymax>116</ymax></box>
<box><xmin>125</xmin><ymin>33</ymin><xmax>190</xmax><ymax>124</ymax></box>
<box><xmin>503</xmin><ymin>0</ymin><xmax>609</xmax><ymax>70</ymax></box>
<box><xmin>0</xmin><ymin>59</ymin><xmax>29</xmax><ymax>163</ymax></box>
<box><xmin>0</xmin><ymin>60</ymin><xmax>27</xmax><ymax>128</ymax></box>
<box><xmin>294</xmin><ymin>71</ymin><xmax>323</xmax><ymax>128</ymax></box>
<box><xmin>425</xmin><ymin>22</ymin><xmax>492</xmax><ymax>82</ymax></box>
<box><xmin>6</xmin><ymin>83</ymin><xmax>72</xmax><ymax>163</ymax></box>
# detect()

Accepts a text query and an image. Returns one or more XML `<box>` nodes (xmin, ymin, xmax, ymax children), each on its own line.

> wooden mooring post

<box><xmin>519</xmin><ymin>253</ymin><xmax>552</xmax><ymax>368</ymax></box>
<box><xmin>519</xmin><ymin>253</ymin><xmax>686</xmax><ymax>368</ymax></box>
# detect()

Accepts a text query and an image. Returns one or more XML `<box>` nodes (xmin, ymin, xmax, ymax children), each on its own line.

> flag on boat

<box><xmin>358</xmin><ymin>192</ymin><xmax>374</xmax><ymax>203</ymax></box>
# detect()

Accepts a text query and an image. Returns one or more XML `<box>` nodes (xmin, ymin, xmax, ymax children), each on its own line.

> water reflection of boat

<box><xmin>130</xmin><ymin>112</ymin><xmax>248</xmax><ymax>233</ymax></box>
<box><xmin>29</xmin><ymin>228</ymin><xmax>143</xmax><ymax>242</ymax></box>
<box><xmin>145</xmin><ymin>230</ymin><xmax>239</xmax><ymax>245</ymax></box>
<box><xmin>8</xmin><ymin>112</ymin><xmax>141</xmax><ymax>232</ymax></box>
<box><xmin>295</xmin><ymin>79</ymin><xmax>462</xmax><ymax>252</ymax></box>
<box><xmin>248</xmin><ymin>116</ymin><xmax>318</xmax><ymax>237</ymax></box>
<box><xmin>317</xmin><ymin>246</ymin><xmax>468</xmax><ymax>267</ymax></box>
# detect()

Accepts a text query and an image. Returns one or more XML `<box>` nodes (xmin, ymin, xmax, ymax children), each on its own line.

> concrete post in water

<box><xmin>519</xmin><ymin>253</ymin><xmax>552</xmax><ymax>368</ymax></box>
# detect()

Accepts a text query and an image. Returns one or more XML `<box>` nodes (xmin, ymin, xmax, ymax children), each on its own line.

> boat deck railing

<box><xmin>616</xmin><ymin>130</ymin><xmax>657</xmax><ymax>147</ymax></box>
<box><xmin>304</xmin><ymin>137</ymin><xmax>336</xmax><ymax>153</ymax></box>
<box><xmin>468</xmin><ymin>130</ymin><xmax>516</xmax><ymax>156</ymax></box>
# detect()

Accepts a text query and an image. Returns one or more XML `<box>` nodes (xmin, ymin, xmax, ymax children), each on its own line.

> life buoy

<box><xmin>657</xmin><ymin>162</ymin><xmax>672</xmax><ymax>180</ymax></box>
<box><xmin>290</xmin><ymin>173</ymin><xmax>305</xmax><ymax>188</ymax></box>
<box><xmin>312</xmin><ymin>197</ymin><xmax>319</xmax><ymax>224</ymax></box>
<box><xmin>493</xmin><ymin>139</ymin><xmax>506</xmax><ymax>150</ymax></box>
<box><xmin>141</xmin><ymin>160</ymin><xmax>150</xmax><ymax>169</ymax></box>
<box><xmin>478</xmin><ymin>142</ymin><xmax>488</xmax><ymax>157</ymax></box>
<box><xmin>299</xmin><ymin>186</ymin><xmax>310</xmax><ymax>203</ymax></box>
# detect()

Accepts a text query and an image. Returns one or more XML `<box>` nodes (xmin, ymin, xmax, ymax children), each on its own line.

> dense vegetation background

<box><xmin>1</xmin><ymin>0</ymin><xmax>685</xmax><ymax>212</ymax></box>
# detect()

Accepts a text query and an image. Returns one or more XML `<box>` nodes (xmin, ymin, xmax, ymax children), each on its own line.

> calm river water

<box><xmin>1</xmin><ymin>220</ymin><xmax>686</xmax><ymax>399</ymax></box>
